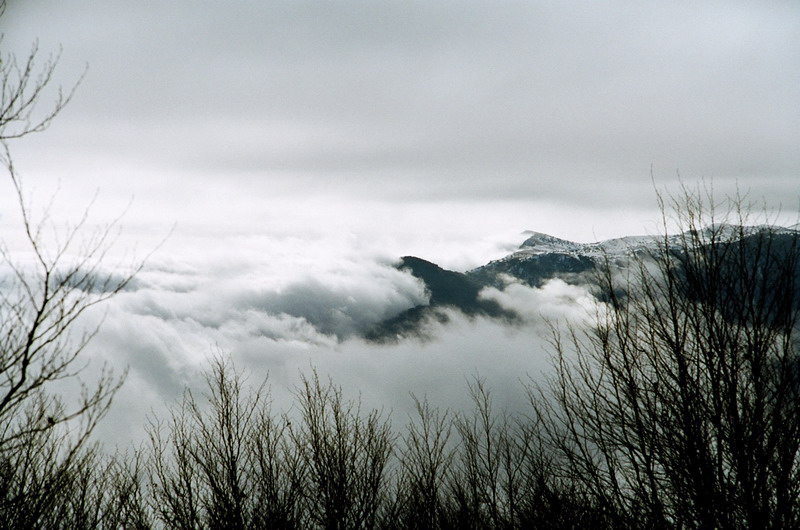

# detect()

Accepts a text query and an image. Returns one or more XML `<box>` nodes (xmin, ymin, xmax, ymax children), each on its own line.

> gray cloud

<box><xmin>3</xmin><ymin>1</ymin><xmax>798</xmax><ymax>217</ymax></box>
<box><xmin>242</xmin><ymin>274</ymin><xmax>426</xmax><ymax>338</ymax></box>
<box><xmin>86</xmin><ymin>277</ymin><xmax>596</xmax><ymax>447</ymax></box>
<box><xmin>69</xmin><ymin>232</ymin><xmax>605</xmax><ymax>446</ymax></box>
<box><xmin>103</xmin><ymin>241</ymin><xmax>428</xmax><ymax>344</ymax></box>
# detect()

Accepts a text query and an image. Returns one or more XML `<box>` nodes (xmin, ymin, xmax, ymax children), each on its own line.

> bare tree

<box><xmin>93</xmin><ymin>451</ymin><xmax>154</xmax><ymax>530</ymax></box>
<box><xmin>0</xmin><ymin>13</ymin><xmax>84</xmax><ymax>140</ymax></box>
<box><xmin>146</xmin><ymin>359</ymin><xmax>399</xmax><ymax>530</ymax></box>
<box><xmin>148</xmin><ymin>357</ymin><xmax>253</xmax><ymax>529</ymax></box>
<box><xmin>447</xmin><ymin>379</ymin><xmax>528</xmax><ymax>529</ymax></box>
<box><xmin>248</xmin><ymin>390</ymin><xmax>305</xmax><ymax>530</ymax></box>
<box><xmin>0</xmin><ymin>152</ymin><xmax>133</xmax><ymax>443</ymax></box>
<box><xmin>17</xmin><ymin>447</ymin><xmax>153</xmax><ymax>529</ymax></box>
<box><xmin>532</xmin><ymin>186</ymin><xmax>800</xmax><ymax>529</ymax></box>
<box><xmin>392</xmin><ymin>396</ymin><xmax>454</xmax><ymax>529</ymax></box>
<box><xmin>291</xmin><ymin>370</ymin><xmax>395</xmax><ymax>530</ymax></box>
<box><xmin>0</xmin><ymin>154</ymin><xmax>137</xmax><ymax>525</ymax></box>
<box><xmin>440</xmin><ymin>378</ymin><xmax>594</xmax><ymax>530</ymax></box>
<box><xmin>148</xmin><ymin>401</ymin><xmax>203</xmax><ymax>530</ymax></box>
<box><xmin>147</xmin><ymin>356</ymin><xmax>304</xmax><ymax>529</ymax></box>
<box><xmin>0</xmin><ymin>7</ymin><xmax>140</xmax><ymax>523</ymax></box>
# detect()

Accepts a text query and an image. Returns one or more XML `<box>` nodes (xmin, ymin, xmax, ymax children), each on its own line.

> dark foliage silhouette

<box><xmin>531</xmin><ymin>187</ymin><xmax>800</xmax><ymax>529</ymax></box>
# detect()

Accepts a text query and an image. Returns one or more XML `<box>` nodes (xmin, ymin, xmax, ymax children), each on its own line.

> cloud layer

<box><xmin>70</xmin><ymin>233</ymin><xmax>602</xmax><ymax>447</ymax></box>
<box><xmin>2</xmin><ymin>1</ymin><xmax>798</xmax><ymax>243</ymax></box>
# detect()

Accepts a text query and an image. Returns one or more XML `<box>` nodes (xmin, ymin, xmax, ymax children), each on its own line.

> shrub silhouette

<box><xmin>531</xmin><ymin>187</ymin><xmax>800</xmax><ymax>528</ymax></box>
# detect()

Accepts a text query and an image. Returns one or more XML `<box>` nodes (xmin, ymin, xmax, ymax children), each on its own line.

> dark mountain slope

<box><xmin>364</xmin><ymin>256</ymin><xmax>514</xmax><ymax>342</ymax></box>
<box><xmin>366</xmin><ymin>226</ymin><xmax>800</xmax><ymax>342</ymax></box>
<box><xmin>468</xmin><ymin>252</ymin><xmax>596</xmax><ymax>289</ymax></box>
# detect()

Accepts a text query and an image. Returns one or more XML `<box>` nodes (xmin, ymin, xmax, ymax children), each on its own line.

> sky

<box><xmin>1</xmin><ymin>1</ymin><xmax>799</xmax><ymax>445</ymax></box>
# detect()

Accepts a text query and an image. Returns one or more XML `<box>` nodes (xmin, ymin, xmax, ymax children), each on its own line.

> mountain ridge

<box><xmin>365</xmin><ymin>224</ymin><xmax>800</xmax><ymax>342</ymax></box>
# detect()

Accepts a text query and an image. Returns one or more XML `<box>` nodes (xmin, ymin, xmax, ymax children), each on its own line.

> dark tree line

<box><xmin>108</xmin><ymin>358</ymin><xmax>593</xmax><ymax>530</ymax></box>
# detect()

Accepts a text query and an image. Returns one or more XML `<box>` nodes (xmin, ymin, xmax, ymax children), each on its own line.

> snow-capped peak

<box><xmin>519</xmin><ymin>232</ymin><xmax>581</xmax><ymax>252</ymax></box>
<box><xmin>512</xmin><ymin>223</ymin><xmax>800</xmax><ymax>263</ymax></box>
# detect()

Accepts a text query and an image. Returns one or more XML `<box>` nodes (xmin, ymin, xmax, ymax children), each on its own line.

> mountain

<box><xmin>466</xmin><ymin>230</ymin><xmax>665</xmax><ymax>289</ymax></box>
<box><xmin>365</xmin><ymin>225</ymin><xmax>800</xmax><ymax>342</ymax></box>
<box><xmin>364</xmin><ymin>257</ymin><xmax>514</xmax><ymax>342</ymax></box>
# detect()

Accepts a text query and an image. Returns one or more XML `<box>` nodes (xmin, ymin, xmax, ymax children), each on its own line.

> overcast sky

<box><xmin>2</xmin><ymin>1</ymin><xmax>799</xmax><ymax>445</ymax></box>
<box><xmin>4</xmin><ymin>1</ymin><xmax>798</xmax><ymax>248</ymax></box>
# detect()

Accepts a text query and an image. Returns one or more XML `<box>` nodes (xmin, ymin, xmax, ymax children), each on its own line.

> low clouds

<box><xmin>241</xmin><ymin>268</ymin><xmax>426</xmax><ymax>338</ymax></box>
<box><xmin>109</xmin><ymin>242</ymin><xmax>428</xmax><ymax>346</ymax></box>
<box><xmin>481</xmin><ymin>276</ymin><xmax>600</xmax><ymax>327</ymax></box>
<box><xmin>73</xmin><ymin>232</ymin><xmax>603</xmax><ymax>447</ymax></box>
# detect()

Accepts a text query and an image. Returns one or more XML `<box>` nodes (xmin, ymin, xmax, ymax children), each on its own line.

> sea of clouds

<box><xmin>65</xmin><ymin>230</ymin><xmax>603</xmax><ymax>448</ymax></box>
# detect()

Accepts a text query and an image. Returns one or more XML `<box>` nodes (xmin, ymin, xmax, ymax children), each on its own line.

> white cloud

<box><xmin>74</xmin><ymin>237</ymin><xmax>609</xmax><ymax>447</ymax></box>
<box><xmin>480</xmin><ymin>276</ymin><xmax>600</xmax><ymax>326</ymax></box>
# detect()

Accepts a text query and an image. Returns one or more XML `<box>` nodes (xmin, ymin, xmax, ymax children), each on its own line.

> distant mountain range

<box><xmin>366</xmin><ymin>225</ymin><xmax>800</xmax><ymax>342</ymax></box>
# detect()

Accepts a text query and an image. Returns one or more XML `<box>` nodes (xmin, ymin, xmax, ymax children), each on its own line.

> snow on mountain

<box><xmin>371</xmin><ymin>223</ymin><xmax>800</xmax><ymax>341</ymax></box>
<box><xmin>518</xmin><ymin>231</ymin><xmax>584</xmax><ymax>253</ymax></box>
<box><xmin>469</xmin><ymin>224</ymin><xmax>800</xmax><ymax>289</ymax></box>
<box><xmin>500</xmin><ymin>224</ymin><xmax>799</xmax><ymax>263</ymax></box>
<box><xmin>486</xmin><ymin>231</ymin><xmax>659</xmax><ymax>266</ymax></box>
